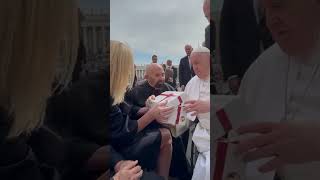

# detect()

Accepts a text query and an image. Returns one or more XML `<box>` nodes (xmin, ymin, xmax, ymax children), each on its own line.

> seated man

<box><xmin>184</xmin><ymin>47</ymin><xmax>211</xmax><ymax>180</ymax></box>
<box><xmin>125</xmin><ymin>63</ymin><xmax>175</xmax><ymax>120</ymax></box>
<box><xmin>125</xmin><ymin>63</ymin><xmax>192</xmax><ymax>180</ymax></box>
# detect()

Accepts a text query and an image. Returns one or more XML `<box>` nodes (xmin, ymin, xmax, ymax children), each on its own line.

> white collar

<box><xmin>199</xmin><ymin>76</ymin><xmax>210</xmax><ymax>82</ymax></box>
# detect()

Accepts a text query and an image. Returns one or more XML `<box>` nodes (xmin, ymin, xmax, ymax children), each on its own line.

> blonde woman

<box><xmin>0</xmin><ymin>0</ymin><xmax>78</xmax><ymax>179</ymax></box>
<box><xmin>110</xmin><ymin>40</ymin><xmax>174</xmax><ymax>180</ymax></box>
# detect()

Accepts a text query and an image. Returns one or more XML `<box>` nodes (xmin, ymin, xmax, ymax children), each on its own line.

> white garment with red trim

<box><xmin>239</xmin><ymin>43</ymin><xmax>320</xmax><ymax>180</ymax></box>
<box><xmin>184</xmin><ymin>75</ymin><xmax>210</xmax><ymax>180</ymax></box>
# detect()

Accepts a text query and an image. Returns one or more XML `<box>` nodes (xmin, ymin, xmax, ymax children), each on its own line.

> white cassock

<box><xmin>239</xmin><ymin>41</ymin><xmax>320</xmax><ymax>180</ymax></box>
<box><xmin>184</xmin><ymin>75</ymin><xmax>210</xmax><ymax>180</ymax></box>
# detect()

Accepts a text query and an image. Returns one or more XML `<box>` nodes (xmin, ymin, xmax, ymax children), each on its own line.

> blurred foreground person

<box><xmin>0</xmin><ymin>0</ymin><xmax>78</xmax><ymax>179</ymax></box>
<box><xmin>234</xmin><ymin>0</ymin><xmax>320</xmax><ymax>179</ymax></box>
<box><xmin>110</xmin><ymin>40</ymin><xmax>173</xmax><ymax>180</ymax></box>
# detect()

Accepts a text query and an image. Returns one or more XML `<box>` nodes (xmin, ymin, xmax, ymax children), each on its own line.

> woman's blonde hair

<box><xmin>110</xmin><ymin>40</ymin><xmax>134</xmax><ymax>105</ymax></box>
<box><xmin>0</xmin><ymin>0</ymin><xmax>79</xmax><ymax>138</ymax></box>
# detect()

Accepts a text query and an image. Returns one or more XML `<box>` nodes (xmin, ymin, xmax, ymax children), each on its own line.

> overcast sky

<box><xmin>110</xmin><ymin>0</ymin><xmax>208</xmax><ymax>65</ymax></box>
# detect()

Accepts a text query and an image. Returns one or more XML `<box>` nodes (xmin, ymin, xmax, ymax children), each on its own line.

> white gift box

<box><xmin>212</xmin><ymin>95</ymin><xmax>275</xmax><ymax>180</ymax></box>
<box><xmin>149</xmin><ymin>91</ymin><xmax>188</xmax><ymax>126</ymax></box>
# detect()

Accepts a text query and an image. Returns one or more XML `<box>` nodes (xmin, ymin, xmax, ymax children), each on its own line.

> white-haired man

<box><xmin>184</xmin><ymin>46</ymin><xmax>211</xmax><ymax>180</ymax></box>
<box><xmin>227</xmin><ymin>0</ymin><xmax>320</xmax><ymax>179</ymax></box>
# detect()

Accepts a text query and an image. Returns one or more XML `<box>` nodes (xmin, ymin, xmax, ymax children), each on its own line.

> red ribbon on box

<box><xmin>175</xmin><ymin>96</ymin><xmax>183</xmax><ymax>124</ymax></box>
<box><xmin>216</xmin><ymin>109</ymin><xmax>233</xmax><ymax>131</ymax></box>
<box><xmin>159</xmin><ymin>93</ymin><xmax>183</xmax><ymax>124</ymax></box>
<box><xmin>213</xmin><ymin>109</ymin><xmax>233</xmax><ymax>180</ymax></box>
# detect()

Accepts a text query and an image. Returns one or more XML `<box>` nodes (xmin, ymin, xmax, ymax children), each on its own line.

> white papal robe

<box><xmin>184</xmin><ymin>75</ymin><xmax>210</xmax><ymax>180</ymax></box>
<box><xmin>238</xmin><ymin>42</ymin><xmax>320</xmax><ymax>180</ymax></box>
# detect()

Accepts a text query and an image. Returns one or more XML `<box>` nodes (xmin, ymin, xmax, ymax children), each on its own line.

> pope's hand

<box><xmin>235</xmin><ymin>122</ymin><xmax>320</xmax><ymax>173</ymax></box>
<box><xmin>184</xmin><ymin>100</ymin><xmax>210</xmax><ymax>116</ymax></box>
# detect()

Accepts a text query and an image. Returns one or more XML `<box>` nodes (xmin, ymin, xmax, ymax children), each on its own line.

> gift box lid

<box><xmin>153</xmin><ymin>91</ymin><xmax>187</xmax><ymax>107</ymax></box>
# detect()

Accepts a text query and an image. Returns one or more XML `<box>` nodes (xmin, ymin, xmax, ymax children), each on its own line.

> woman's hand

<box><xmin>235</xmin><ymin>121</ymin><xmax>320</xmax><ymax>173</ymax></box>
<box><xmin>113</xmin><ymin>160</ymin><xmax>143</xmax><ymax>180</ymax></box>
<box><xmin>114</xmin><ymin>160</ymin><xmax>138</xmax><ymax>173</ymax></box>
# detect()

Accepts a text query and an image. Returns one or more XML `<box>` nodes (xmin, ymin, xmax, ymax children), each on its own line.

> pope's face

<box><xmin>263</xmin><ymin>0</ymin><xmax>320</xmax><ymax>57</ymax></box>
<box><xmin>191</xmin><ymin>53</ymin><xmax>210</xmax><ymax>79</ymax></box>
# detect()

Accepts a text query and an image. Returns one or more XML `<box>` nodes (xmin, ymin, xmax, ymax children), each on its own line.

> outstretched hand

<box><xmin>235</xmin><ymin>121</ymin><xmax>320</xmax><ymax>173</ymax></box>
<box><xmin>184</xmin><ymin>100</ymin><xmax>210</xmax><ymax>116</ymax></box>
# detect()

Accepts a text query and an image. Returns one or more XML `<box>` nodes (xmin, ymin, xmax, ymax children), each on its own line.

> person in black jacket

<box><xmin>203</xmin><ymin>0</ymin><xmax>214</xmax><ymax>51</ymax></box>
<box><xmin>219</xmin><ymin>0</ymin><xmax>274</xmax><ymax>84</ymax></box>
<box><xmin>179</xmin><ymin>45</ymin><xmax>195</xmax><ymax>89</ymax></box>
<box><xmin>110</xmin><ymin>40</ymin><xmax>174</xmax><ymax>180</ymax></box>
<box><xmin>125</xmin><ymin>63</ymin><xmax>192</xmax><ymax>180</ymax></box>
<box><xmin>203</xmin><ymin>0</ymin><xmax>218</xmax><ymax>94</ymax></box>
<box><xmin>125</xmin><ymin>63</ymin><xmax>175</xmax><ymax>120</ymax></box>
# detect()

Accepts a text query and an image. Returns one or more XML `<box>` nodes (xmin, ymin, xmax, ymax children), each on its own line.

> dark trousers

<box><xmin>169</xmin><ymin>137</ymin><xmax>192</xmax><ymax>180</ymax></box>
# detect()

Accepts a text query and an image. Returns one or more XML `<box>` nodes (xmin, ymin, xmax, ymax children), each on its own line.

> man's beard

<box><xmin>154</xmin><ymin>80</ymin><xmax>164</xmax><ymax>89</ymax></box>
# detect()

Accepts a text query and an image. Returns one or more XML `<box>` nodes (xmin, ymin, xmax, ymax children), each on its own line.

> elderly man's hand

<box><xmin>148</xmin><ymin>100</ymin><xmax>174</xmax><ymax>123</ymax></box>
<box><xmin>145</xmin><ymin>95</ymin><xmax>156</xmax><ymax>108</ymax></box>
<box><xmin>137</xmin><ymin>107</ymin><xmax>149</xmax><ymax>116</ymax></box>
<box><xmin>235</xmin><ymin>122</ymin><xmax>320</xmax><ymax>173</ymax></box>
<box><xmin>184</xmin><ymin>100</ymin><xmax>210</xmax><ymax>116</ymax></box>
<box><xmin>115</xmin><ymin>160</ymin><xmax>139</xmax><ymax>173</ymax></box>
